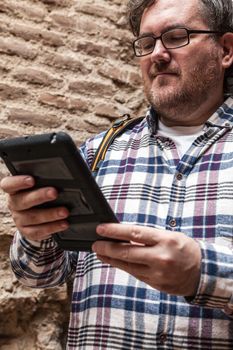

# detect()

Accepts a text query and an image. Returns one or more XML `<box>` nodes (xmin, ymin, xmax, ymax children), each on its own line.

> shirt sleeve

<box><xmin>8</xmin><ymin>136</ymin><xmax>103</xmax><ymax>289</ymax></box>
<box><xmin>188</xmin><ymin>239</ymin><xmax>233</xmax><ymax>317</ymax></box>
<box><xmin>10</xmin><ymin>230</ymin><xmax>78</xmax><ymax>288</ymax></box>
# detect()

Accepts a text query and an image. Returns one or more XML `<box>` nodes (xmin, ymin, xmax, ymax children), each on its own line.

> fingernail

<box><xmin>24</xmin><ymin>177</ymin><xmax>34</xmax><ymax>186</ymax></box>
<box><xmin>58</xmin><ymin>209</ymin><xmax>68</xmax><ymax>218</ymax></box>
<box><xmin>46</xmin><ymin>189</ymin><xmax>56</xmax><ymax>199</ymax></box>
<box><xmin>92</xmin><ymin>243</ymin><xmax>97</xmax><ymax>252</ymax></box>
<box><xmin>96</xmin><ymin>224</ymin><xmax>106</xmax><ymax>234</ymax></box>
<box><xmin>60</xmin><ymin>221</ymin><xmax>69</xmax><ymax>229</ymax></box>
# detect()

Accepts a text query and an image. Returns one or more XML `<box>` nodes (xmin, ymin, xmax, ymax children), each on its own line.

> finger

<box><xmin>97</xmin><ymin>255</ymin><xmax>170</xmax><ymax>292</ymax></box>
<box><xmin>0</xmin><ymin>176</ymin><xmax>35</xmax><ymax>194</ymax></box>
<box><xmin>8</xmin><ymin>187</ymin><xmax>58</xmax><ymax>211</ymax></box>
<box><xmin>92</xmin><ymin>241</ymin><xmax>153</xmax><ymax>265</ymax></box>
<box><xmin>97</xmin><ymin>255</ymin><xmax>149</xmax><ymax>281</ymax></box>
<box><xmin>13</xmin><ymin>206</ymin><xmax>69</xmax><ymax>226</ymax></box>
<box><xmin>96</xmin><ymin>223</ymin><xmax>160</xmax><ymax>246</ymax></box>
<box><xmin>21</xmin><ymin>220</ymin><xmax>69</xmax><ymax>241</ymax></box>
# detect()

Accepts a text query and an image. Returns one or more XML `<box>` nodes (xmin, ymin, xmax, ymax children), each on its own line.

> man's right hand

<box><xmin>0</xmin><ymin>175</ymin><xmax>69</xmax><ymax>241</ymax></box>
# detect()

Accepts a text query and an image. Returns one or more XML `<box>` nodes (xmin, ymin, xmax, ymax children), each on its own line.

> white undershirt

<box><xmin>157</xmin><ymin>120</ymin><xmax>205</xmax><ymax>158</ymax></box>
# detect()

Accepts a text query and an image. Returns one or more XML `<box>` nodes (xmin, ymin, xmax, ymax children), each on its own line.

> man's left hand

<box><xmin>92</xmin><ymin>223</ymin><xmax>201</xmax><ymax>297</ymax></box>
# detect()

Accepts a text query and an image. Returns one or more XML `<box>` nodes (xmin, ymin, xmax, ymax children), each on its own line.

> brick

<box><xmin>95</xmin><ymin>103</ymin><xmax>118</xmax><ymax>119</ymax></box>
<box><xmin>68</xmin><ymin>79</ymin><xmax>115</xmax><ymax>97</ymax></box>
<box><xmin>70</xmin><ymin>39</ymin><xmax>119</xmax><ymax>60</ymax></box>
<box><xmin>98</xmin><ymin>63</ymin><xmax>141</xmax><ymax>87</ymax></box>
<box><xmin>0</xmin><ymin>2</ymin><xmax>10</xmax><ymax>14</ymax></box>
<box><xmin>65</xmin><ymin>117</ymin><xmax>105</xmax><ymax>139</ymax></box>
<box><xmin>39</xmin><ymin>93</ymin><xmax>89</xmax><ymax>112</ymax></box>
<box><xmin>8</xmin><ymin>23</ymin><xmax>37</xmax><ymax>42</ymax></box>
<box><xmin>84</xmin><ymin>115</ymin><xmax>110</xmax><ymax>128</ymax></box>
<box><xmin>48</xmin><ymin>12</ymin><xmax>76</xmax><ymax>29</ymax></box>
<box><xmin>0</xmin><ymin>126</ymin><xmax>20</xmax><ymax>138</ymax></box>
<box><xmin>0</xmin><ymin>59</ymin><xmax>11</xmax><ymax>74</ymax></box>
<box><xmin>7</xmin><ymin>108</ymin><xmax>61</xmax><ymax>127</ymax></box>
<box><xmin>0</xmin><ymin>1</ymin><xmax>46</xmax><ymax>22</ymax></box>
<box><xmin>0</xmin><ymin>83</ymin><xmax>27</xmax><ymax>100</ymax></box>
<box><xmin>40</xmin><ymin>29</ymin><xmax>64</xmax><ymax>47</ymax></box>
<box><xmin>39</xmin><ymin>0</ymin><xmax>72</xmax><ymax>6</ymax></box>
<box><xmin>65</xmin><ymin>116</ymin><xmax>87</xmax><ymax>130</ymax></box>
<box><xmin>76</xmin><ymin>3</ymin><xmax>120</xmax><ymax>23</ymax></box>
<box><xmin>1</xmin><ymin>221</ymin><xmax>13</xmax><ymax>234</ymax></box>
<box><xmin>112</xmin><ymin>0</ymin><xmax>125</xmax><ymax>5</ymax></box>
<box><xmin>98</xmin><ymin>64</ymin><xmax>125</xmax><ymax>83</ymax></box>
<box><xmin>9</xmin><ymin>23</ymin><xmax>64</xmax><ymax>47</ymax></box>
<box><xmin>115</xmin><ymin>5</ymin><xmax>128</xmax><ymax>28</ymax></box>
<box><xmin>0</xmin><ymin>19</ymin><xmax>8</xmax><ymax>34</ymax></box>
<box><xmin>0</xmin><ymin>37</ymin><xmax>37</xmax><ymax>59</ymax></box>
<box><xmin>43</xmin><ymin>52</ymin><xmax>90</xmax><ymax>74</ymax></box>
<box><xmin>101</xmin><ymin>27</ymin><xmax>132</xmax><ymax>42</ymax></box>
<box><xmin>74</xmin><ymin>119</ymin><xmax>110</xmax><ymax>136</ymax></box>
<box><xmin>95</xmin><ymin>101</ymin><xmax>132</xmax><ymax>120</ymax></box>
<box><xmin>126</xmin><ymin>90</ymin><xmax>146</xmax><ymax>110</ymax></box>
<box><xmin>119</xmin><ymin>48</ymin><xmax>137</xmax><ymax>65</ymax></box>
<box><xmin>114</xmin><ymin>91</ymin><xmax>127</xmax><ymax>104</ymax></box>
<box><xmin>128</xmin><ymin>70</ymin><xmax>143</xmax><ymax>87</ymax></box>
<box><xmin>68</xmin><ymin>98</ymin><xmax>90</xmax><ymax>112</ymax></box>
<box><xmin>13</xmin><ymin>67</ymin><xmax>63</xmax><ymax>87</ymax></box>
<box><xmin>39</xmin><ymin>93</ymin><xmax>68</xmax><ymax>109</ymax></box>
<box><xmin>75</xmin><ymin>15</ymin><xmax>106</xmax><ymax>35</ymax></box>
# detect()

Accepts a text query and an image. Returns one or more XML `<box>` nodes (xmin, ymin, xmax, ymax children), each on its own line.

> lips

<box><xmin>149</xmin><ymin>65</ymin><xmax>180</xmax><ymax>79</ymax></box>
<box><xmin>155</xmin><ymin>72</ymin><xmax>175</xmax><ymax>77</ymax></box>
<box><xmin>150</xmin><ymin>71</ymin><xmax>179</xmax><ymax>80</ymax></box>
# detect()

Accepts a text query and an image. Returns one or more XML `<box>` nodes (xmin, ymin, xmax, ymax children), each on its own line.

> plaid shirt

<box><xmin>10</xmin><ymin>97</ymin><xmax>233</xmax><ymax>349</ymax></box>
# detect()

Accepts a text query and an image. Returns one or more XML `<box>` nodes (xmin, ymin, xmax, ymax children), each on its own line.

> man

<box><xmin>1</xmin><ymin>0</ymin><xmax>233</xmax><ymax>348</ymax></box>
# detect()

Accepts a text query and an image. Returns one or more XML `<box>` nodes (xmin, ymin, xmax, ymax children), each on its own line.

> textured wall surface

<box><xmin>0</xmin><ymin>0</ymin><xmax>146</xmax><ymax>349</ymax></box>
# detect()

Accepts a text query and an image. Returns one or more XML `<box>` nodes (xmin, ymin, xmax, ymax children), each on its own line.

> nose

<box><xmin>150</xmin><ymin>38</ymin><xmax>171</xmax><ymax>63</ymax></box>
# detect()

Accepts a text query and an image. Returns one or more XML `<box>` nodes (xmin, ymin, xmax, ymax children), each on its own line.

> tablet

<box><xmin>0</xmin><ymin>132</ymin><xmax>119</xmax><ymax>251</ymax></box>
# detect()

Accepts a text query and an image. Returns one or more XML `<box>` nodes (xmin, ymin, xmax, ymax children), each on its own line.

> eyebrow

<box><xmin>139</xmin><ymin>23</ymin><xmax>190</xmax><ymax>38</ymax></box>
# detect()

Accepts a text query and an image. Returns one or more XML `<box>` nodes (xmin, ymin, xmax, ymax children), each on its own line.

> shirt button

<box><xmin>159</xmin><ymin>333</ymin><xmax>167</xmax><ymax>343</ymax></box>
<box><xmin>176</xmin><ymin>173</ymin><xmax>183</xmax><ymax>181</ymax></box>
<box><xmin>169</xmin><ymin>219</ymin><xmax>177</xmax><ymax>227</ymax></box>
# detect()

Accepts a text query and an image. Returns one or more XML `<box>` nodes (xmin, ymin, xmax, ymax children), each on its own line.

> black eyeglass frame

<box><xmin>133</xmin><ymin>27</ymin><xmax>224</xmax><ymax>57</ymax></box>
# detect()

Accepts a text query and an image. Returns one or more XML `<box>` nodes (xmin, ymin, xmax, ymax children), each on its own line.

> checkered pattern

<box><xmin>11</xmin><ymin>97</ymin><xmax>233</xmax><ymax>349</ymax></box>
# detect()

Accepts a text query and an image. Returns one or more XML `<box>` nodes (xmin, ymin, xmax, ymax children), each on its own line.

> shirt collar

<box><xmin>146</xmin><ymin>96</ymin><xmax>233</xmax><ymax>135</ymax></box>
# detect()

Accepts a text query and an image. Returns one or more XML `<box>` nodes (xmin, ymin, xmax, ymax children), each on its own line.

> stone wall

<box><xmin>0</xmin><ymin>0</ymin><xmax>146</xmax><ymax>349</ymax></box>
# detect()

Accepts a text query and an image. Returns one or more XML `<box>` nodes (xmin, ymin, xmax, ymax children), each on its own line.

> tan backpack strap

<box><xmin>91</xmin><ymin>114</ymin><xmax>144</xmax><ymax>172</ymax></box>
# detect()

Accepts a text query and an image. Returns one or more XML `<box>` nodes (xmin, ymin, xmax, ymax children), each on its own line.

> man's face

<box><xmin>139</xmin><ymin>0</ymin><xmax>225</xmax><ymax>126</ymax></box>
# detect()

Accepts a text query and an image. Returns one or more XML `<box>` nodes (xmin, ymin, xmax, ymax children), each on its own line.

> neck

<box><xmin>158</xmin><ymin>93</ymin><xmax>224</xmax><ymax>127</ymax></box>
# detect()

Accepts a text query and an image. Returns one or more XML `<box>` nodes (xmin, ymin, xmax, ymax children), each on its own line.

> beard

<box><xmin>143</xmin><ymin>45</ymin><xmax>223</xmax><ymax>124</ymax></box>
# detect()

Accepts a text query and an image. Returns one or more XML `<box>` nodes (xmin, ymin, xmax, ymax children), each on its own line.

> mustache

<box><xmin>149</xmin><ymin>63</ymin><xmax>180</xmax><ymax>78</ymax></box>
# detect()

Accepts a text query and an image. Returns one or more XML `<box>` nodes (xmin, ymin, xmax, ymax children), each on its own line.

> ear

<box><xmin>220</xmin><ymin>32</ymin><xmax>233</xmax><ymax>69</ymax></box>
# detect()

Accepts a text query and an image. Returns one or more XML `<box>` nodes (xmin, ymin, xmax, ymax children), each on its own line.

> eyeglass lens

<box><xmin>134</xmin><ymin>28</ymin><xmax>189</xmax><ymax>56</ymax></box>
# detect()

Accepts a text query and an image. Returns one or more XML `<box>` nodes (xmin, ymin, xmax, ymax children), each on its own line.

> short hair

<box><xmin>127</xmin><ymin>0</ymin><xmax>233</xmax><ymax>95</ymax></box>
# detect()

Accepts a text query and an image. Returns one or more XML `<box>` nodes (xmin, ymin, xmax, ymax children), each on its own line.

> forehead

<box><xmin>140</xmin><ymin>0</ymin><xmax>205</xmax><ymax>33</ymax></box>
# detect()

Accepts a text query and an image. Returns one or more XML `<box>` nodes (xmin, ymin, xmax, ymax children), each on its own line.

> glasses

<box><xmin>133</xmin><ymin>27</ymin><xmax>223</xmax><ymax>57</ymax></box>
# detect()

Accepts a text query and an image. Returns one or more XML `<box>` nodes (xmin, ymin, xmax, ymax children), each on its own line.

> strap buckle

<box><xmin>112</xmin><ymin>114</ymin><xmax>131</xmax><ymax>128</ymax></box>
